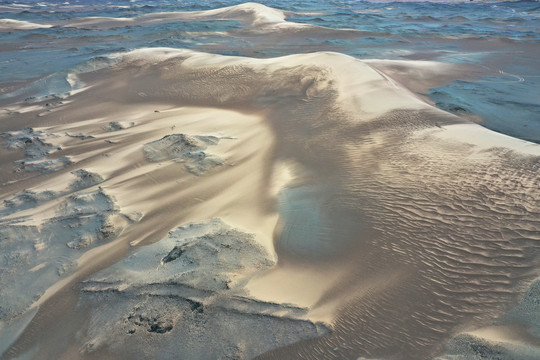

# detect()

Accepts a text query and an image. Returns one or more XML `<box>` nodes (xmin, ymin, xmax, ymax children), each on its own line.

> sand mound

<box><xmin>3</xmin><ymin>128</ymin><xmax>60</xmax><ymax>159</ymax></box>
<box><xmin>78</xmin><ymin>219</ymin><xmax>328</xmax><ymax>359</ymax></box>
<box><xmin>65</xmin><ymin>132</ymin><xmax>95</xmax><ymax>140</ymax></box>
<box><xmin>69</xmin><ymin>169</ymin><xmax>104</xmax><ymax>191</ymax></box>
<box><xmin>2</xmin><ymin>189</ymin><xmax>58</xmax><ymax>213</ymax></box>
<box><xmin>1</xmin><ymin>127</ymin><xmax>72</xmax><ymax>173</ymax></box>
<box><xmin>1</xmin><ymin>169</ymin><xmax>103</xmax><ymax>216</ymax></box>
<box><xmin>143</xmin><ymin>134</ymin><xmax>223</xmax><ymax>175</ymax></box>
<box><xmin>14</xmin><ymin>156</ymin><xmax>72</xmax><ymax>173</ymax></box>
<box><xmin>85</xmin><ymin>218</ymin><xmax>274</xmax><ymax>291</ymax></box>
<box><xmin>106</xmin><ymin>121</ymin><xmax>134</xmax><ymax>131</ymax></box>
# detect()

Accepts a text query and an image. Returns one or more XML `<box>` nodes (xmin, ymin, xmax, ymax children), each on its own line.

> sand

<box><xmin>0</xmin><ymin>30</ymin><xmax>539</xmax><ymax>360</ymax></box>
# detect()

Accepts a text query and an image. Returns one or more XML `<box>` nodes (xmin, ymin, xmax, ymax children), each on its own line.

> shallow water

<box><xmin>1</xmin><ymin>0</ymin><xmax>539</xmax><ymax>141</ymax></box>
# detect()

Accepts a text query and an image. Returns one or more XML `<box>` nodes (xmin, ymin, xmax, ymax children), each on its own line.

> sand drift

<box><xmin>0</xmin><ymin>46</ymin><xmax>539</xmax><ymax>360</ymax></box>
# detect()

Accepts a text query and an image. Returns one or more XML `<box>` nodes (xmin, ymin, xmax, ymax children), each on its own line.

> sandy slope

<box><xmin>0</xmin><ymin>48</ymin><xmax>539</xmax><ymax>359</ymax></box>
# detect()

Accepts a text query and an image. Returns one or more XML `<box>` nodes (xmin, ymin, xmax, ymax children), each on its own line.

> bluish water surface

<box><xmin>1</xmin><ymin>0</ymin><xmax>539</xmax><ymax>142</ymax></box>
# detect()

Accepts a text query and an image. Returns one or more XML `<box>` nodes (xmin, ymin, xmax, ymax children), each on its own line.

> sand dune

<box><xmin>142</xmin><ymin>134</ymin><xmax>224</xmax><ymax>175</ymax></box>
<box><xmin>0</xmin><ymin>2</ymin><xmax>363</xmax><ymax>38</ymax></box>
<box><xmin>0</xmin><ymin>48</ymin><xmax>539</xmax><ymax>359</ymax></box>
<box><xmin>7</xmin><ymin>3</ymin><xmax>308</xmax><ymax>31</ymax></box>
<box><xmin>0</xmin><ymin>19</ymin><xmax>52</xmax><ymax>31</ymax></box>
